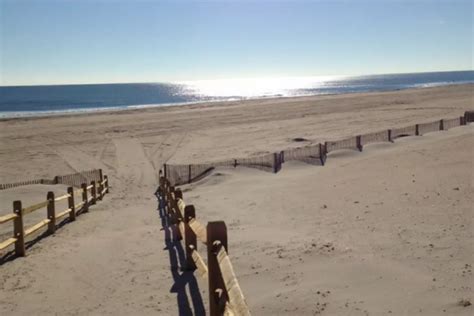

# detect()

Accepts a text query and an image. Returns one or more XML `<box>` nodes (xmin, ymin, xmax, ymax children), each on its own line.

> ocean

<box><xmin>0</xmin><ymin>70</ymin><xmax>472</xmax><ymax>118</ymax></box>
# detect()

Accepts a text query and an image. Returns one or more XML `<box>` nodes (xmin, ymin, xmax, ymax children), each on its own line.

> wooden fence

<box><xmin>0</xmin><ymin>169</ymin><xmax>103</xmax><ymax>191</ymax></box>
<box><xmin>164</xmin><ymin>113</ymin><xmax>471</xmax><ymax>186</ymax></box>
<box><xmin>157</xmin><ymin>112</ymin><xmax>472</xmax><ymax>314</ymax></box>
<box><xmin>0</xmin><ymin>175</ymin><xmax>110</xmax><ymax>257</ymax></box>
<box><xmin>0</xmin><ymin>178</ymin><xmax>56</xmax><ymax>190</ymax></box>
<box><xmin>159</xmin><ymin>177</ymin><xmax>250</xmax><ymax>316</ymax></box>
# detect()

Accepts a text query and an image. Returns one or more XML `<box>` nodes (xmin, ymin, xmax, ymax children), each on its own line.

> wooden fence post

<box><xmin>104</xmin><ymin>175</ymin><xmax>109</xmax><ymax>193</ymax></box>
<box><xmin>99</xmin><ymin>169</ymin><xmax>103</xmax><ymax>183</ymax></box>
<box><xmin>465</xmin><ymin>111</ymin><xmax>474</xmax><ymax>123</ymax></box>
<box><xmin>91</xmin><ymin>181</ymin><xmax>97</xmax><ymax>205</ymax></box>
<box><xmin>460</xmin><ymin>116</ymin><xmax>465</xmax><ymax>126</ymax></box>
<box><xmin>319</xmin><ymin>143</ymin><xmax>326</xmax><ymax>166</ymax></box>
<box><xmin>207</xmin><ymin>221</ymin><xmax>228</xmax><ymax>316</ymax></box>
<box><xmin>188</xmin><ymin>164</ymin><xmax>192</xmax><ymax>184</ymax></box>
<box><xmin>167</xmin><ymin>186</ymin><xmax>175</xmax><ymax>217</ymax></box>
<box><xmin>13</xmin><ymin>200</ymin><xmax>25</xmax><ymax>257</ymax></box>
<box><xmin>157</xmin><ymin>176</ymin><xmax>164</xmax><ymax>199</ymax></box>
<box><xmin>174</xmin><ymin>188</ymin><xmax>184</xmax><ymax>234</ymax></box>
<box><xmin>184</xmin><ymin>205</ymin><xmax>197</xmax><ymax>271</ymax></box>
<box><xmin>174</xmin><ymin>189</ymin><xmax>183</xmax><ymax>202</ymax></box>
<box><xmin>356</xmin><ymin>135</ymin><xmax>363</xmax><ymax>151</ymax></box>
<box><xmin>415</xmin><ymin>124</ymin><xmax>420</xmax><ymax>136</ymax></box>
<box><xmin>67</xmin><ymin>187</ymin><xmax>76</xmax><ymax>221</ymax></box>
<box><xmin>166</xmin><ymin>185</ymin><xmax>171</xmax><ymax>214</ymax></box>
<box><xmin>164</xmin><ymin>164</ymin><xmax>168</xmax><ymax>180</ymax></box>
<box><xmin>170</xmin><ymin>188</ymin><xmax>183</xmax><ymax>240</ymax></box>
<box><xmin>439</xmin><ymin>119</ymin><xmax>444</xmax><ymax>131</ymax></box>
<box><xmin>98</xmin><ymin>179</ymin><xmax>104</xmax><ymax>200</ymax></box>
<box><xmin>47</xmin><ymin>191</ymin><xmax>56</xmax><ymax>234</ymax></box>
<box><xmin>160</xmin><ymin>179</ymin><xmax>167</xmax><ymax>210</ymax></box>
<box><xmin>388</xmin><ymin>129</ymin><xmax>393</xmax><ymax>142</ymax></box>
<box><xmin>161</xmin><ymin>180</ymin><xmax>167</xmax><ymax>202</ymax></box>
<box><xmin>82</xmin><ymin>183</ymin><xmax>89</xmax><ymax>212</ymax></box>
<box><xmin>273</xmin><ymin>152</ymin><xmax>279</xmax><ymax>173</ymax></box>
<box><xmin>171</xmin><ymin>189</ymin><xmax>181</xmax><ymax>232</ymax></box>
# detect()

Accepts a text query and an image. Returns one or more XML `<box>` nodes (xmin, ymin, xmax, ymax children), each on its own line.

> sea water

<box><xmin>1</xmin><ymin>70</ymin><xmax>472</xmax><ymax>118</ymax></box>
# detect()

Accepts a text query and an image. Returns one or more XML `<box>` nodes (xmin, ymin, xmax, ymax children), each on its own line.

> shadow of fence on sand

<box><xmin>157</xmin><ymin>191</ymin><xmax>206</xmax><ymax>316</ymax></box>
<box><xmin>0</xmin><ymin>214</ymin><xmax>82</xmax><ymax>265</ymax></box>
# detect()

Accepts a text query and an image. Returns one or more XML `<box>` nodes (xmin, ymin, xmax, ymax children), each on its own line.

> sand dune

<box><xmin>183</xmin><ymin>125</ymin><xmax>473</xmax><ymax>315</ymax></box>
<box><xmin>0</xmin><ymin>85</ymin><xmax>472</xmax><ymax>315</ymax></box>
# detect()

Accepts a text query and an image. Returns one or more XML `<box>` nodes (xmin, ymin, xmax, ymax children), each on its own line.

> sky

<box><xmin>0</xmin><ymin>0</ymin><xmax>472</xmax><ymax>86</ymax></box>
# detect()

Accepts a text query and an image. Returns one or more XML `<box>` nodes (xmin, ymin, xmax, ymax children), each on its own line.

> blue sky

<box><xmin>1</xmin><ymin>0</ymin><xmax>472</xmax><ymax>86</ymax></box>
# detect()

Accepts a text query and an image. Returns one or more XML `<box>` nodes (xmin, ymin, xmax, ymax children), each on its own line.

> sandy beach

<box><xmin>0</xmin><ymin>84</ymin><xmax>473</xmax><ymax>315</ymax></box>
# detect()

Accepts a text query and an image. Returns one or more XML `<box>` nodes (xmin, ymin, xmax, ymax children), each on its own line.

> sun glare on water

<box><xmin>179</xmin><ymin>76</ymin><xmax>344</xmax><ymax>98</ymax></box>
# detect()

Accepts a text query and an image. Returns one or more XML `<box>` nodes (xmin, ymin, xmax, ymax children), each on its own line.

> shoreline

<box><xmin>1</xmin><ymin>82</ymin><xmax>473</xmax><ymax>122</ymax></box>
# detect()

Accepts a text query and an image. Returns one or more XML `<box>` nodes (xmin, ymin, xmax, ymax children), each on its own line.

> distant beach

<box><xmin>1</xmin><ymin>70</ymin><xmax>473</xmax><ymax>118</ymax></box>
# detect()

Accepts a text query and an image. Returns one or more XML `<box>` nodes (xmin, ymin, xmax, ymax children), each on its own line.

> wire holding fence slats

<box><xmin>0</xmin><ymin>179</ymin><xmax>43</xmax><ymax>190</ymax></box>
<box><xmin>360</xmin><ymin>130</ymin><xmax>391</xmax><ymax>145</ymax></box>
<box><xmin>56</xmin><ymin>169</ymin><xmax>102</xmax><ymax>188</ymax></box>
<box><xmin>325</xmin><ymin>136</ymin><xmax>361</xmax><ymax>153</ymax></box>
<box><xmin>443</xmin><ymin>117</ymin><xmax>462</xmax><ymax>130</ymax></box>
<box><xmin>417</xmin><ymin>121</ymin><xmax>441</xmax><ymax>135</ymax></box>
<box><xmin>391</xmin><ymin>125</ymin><xmax>417</xmax><ymax>139</ymax></box>
<box><xmin>236</xmin><ymin>152</ymin><xmax>278</xmax><ymax>172</ymax></box>
<box><xmin>0</xmin><ymin>169</ymin><xmax>103</xmax><ymax>191</ymax></box>
<box><xmin>281</xmin><ymin>143</ymin><xmax>326</xmax><ymax>165</ymax></box>
<box><xmin>165</xmin><ymin>153</ymin><xmax>281</xmax><ymax>186</ymax></box>
<box><xmin>165</xmin><ymin>161</ymin><xmax>236</xmax><ymax>186</ymax></box>
<box><xmin>165</xmin><ymin>164</ymin><xmax>193</xmax><ymax>186</ymax></box>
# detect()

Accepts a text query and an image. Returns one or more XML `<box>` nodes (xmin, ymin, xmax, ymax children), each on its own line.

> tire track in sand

<box><xmin>51</xmin><ymin>144</ymin><xmax>114</xmax><ymax>174</ymax></box>
<box><xmin>112</xmin><ymin>137</ymin><xmax>157</xmax><ymax>196</ymax></box>
<box><xmin>143</xmin><ymin>132</ymin><xmax>187</xmax><ymax>173</ymax></box>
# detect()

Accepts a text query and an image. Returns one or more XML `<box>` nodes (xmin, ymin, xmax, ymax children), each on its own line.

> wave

<box><xmin>0</xmin><ymin>101</ymin><xmax>197</xmax><ymax>119</ymax></box>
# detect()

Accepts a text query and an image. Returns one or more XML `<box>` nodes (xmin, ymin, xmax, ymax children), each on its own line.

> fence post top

<box><xmin>13</xmin><ymin>200</ymin><xmax>22</xmax><ymax>213</ymax></box>
<box><xmin>47</xmin><ymin>191</ymin><xmax>54</xmax><ymax>199</ymax></box>
<box><xmin>208</xmin><ymin>220</ymin><xmax>226</xmax><ymax>226</ymax></box>
<box><xmin>184</xmin><ymin>204</ymin><xmax>195</xmax><ymax>211</ymax></box>
<box><xmin>184</xmin><ymin>205</ymin><xmax>196</xmax><ymax>221</ymax></box>
<box><xmin>207</xmin><ymin>221</ymin><xmax>228</xmax><ymax>253</ymax></box>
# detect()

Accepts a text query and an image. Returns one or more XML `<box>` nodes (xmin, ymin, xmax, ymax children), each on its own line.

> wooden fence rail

<box><xmin>159</xmin><ymin>177</ymin><xmax>251</xmax><ymax>316</ymax></box>
<box><xmin>0</xmin><ymin>175</ymin><xmax>109</xmax><ymax>257</ymax></box>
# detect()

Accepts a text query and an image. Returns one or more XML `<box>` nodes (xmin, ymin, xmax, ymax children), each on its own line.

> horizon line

<box><xmin>1</xmin><ymin>69</ymin><xmax>473</xmax><ymax>88</ymax></box>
